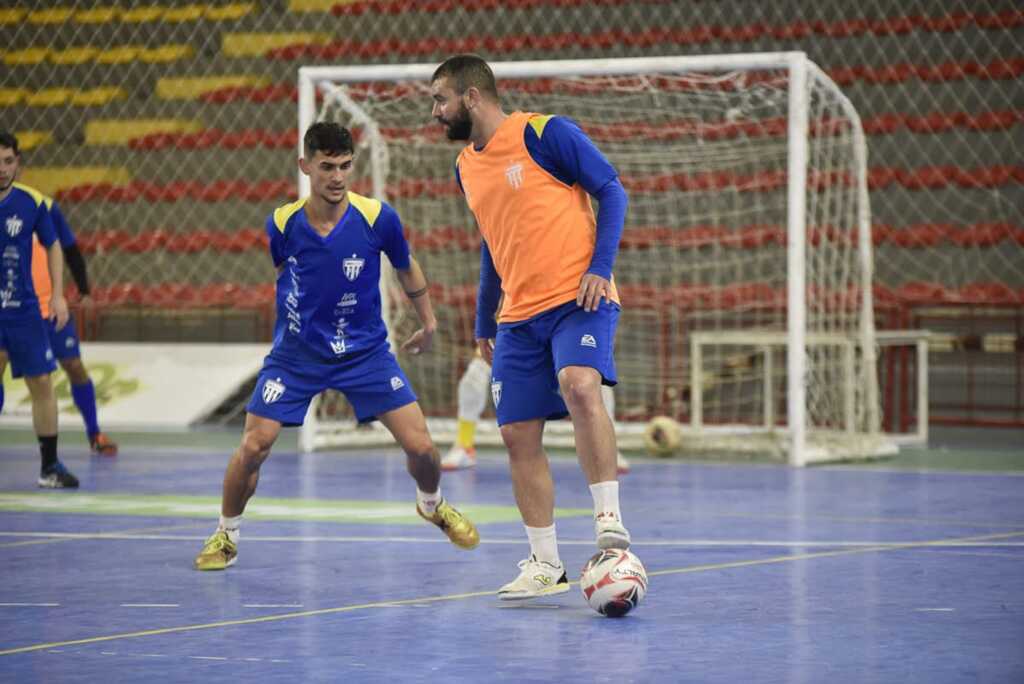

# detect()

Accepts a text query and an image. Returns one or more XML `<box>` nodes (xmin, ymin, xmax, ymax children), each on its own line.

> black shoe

<box><xmin>38</xmin><ymin>461</ymin><xmax>79</xmax><ymax>489</ymax></box>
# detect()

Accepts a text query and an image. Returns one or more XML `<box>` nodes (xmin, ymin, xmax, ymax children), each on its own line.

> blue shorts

<box><xmin>47</xmin><ymin>313</ymin><xmax>81</xmax><ymax>360</ymax></box>
<box><xmin>491</xmin><ymin>299</ymin><xmax>619</xmax><ymax>426</ymax></box>
<box><xmin>0</xmin><ymin>314</ymin><xmax>57</xmax><ymax>379</ymax></box>
<box><xmin>246</xmin><ymin>346</ymin><xmax>418</xmax><ymax>427</ymax></box>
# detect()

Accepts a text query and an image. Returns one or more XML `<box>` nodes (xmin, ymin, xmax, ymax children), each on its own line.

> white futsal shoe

<box><xmin>595</xmin><ymin>512</ymin><xmax>631</xmax><ymax>550</ymax></box>
<box><xmin>441</xmin><ymin>444</ymin><xmax>477</xmax><ymax>471</ymax></box>
<box><xmin>497</xmin><ymin>555</ymin><xmax>570</xmax><ymax>600</ymax></box>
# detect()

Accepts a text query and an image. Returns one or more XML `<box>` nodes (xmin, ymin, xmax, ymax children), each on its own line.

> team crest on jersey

<box><xmin>262</xmin><ymin>377</ymin><xmax>286</xmax><ymax>404</ymax></box>
<box><xmin>505</xmin><ymin>161</ymin><xmax>524</xmax><ymax>190</ymax></box>
<box><xmin>343</xmin><ymin>254</ymin><xmax>365</xmax><ymax>281</ymax></box>
<box><xmin>390</xmin><ymin>376</ymin><xmax>405</xmax><ymax>391</ymax></box>
<box><xmin>491</xmin><ymin>380</ymin><xmax>502</xmax><ymax>407</ymax></box>
<box><xmin>5</xmin><ymin>215</ymin><xmax>23</xmax><ymax>237</ymax></box>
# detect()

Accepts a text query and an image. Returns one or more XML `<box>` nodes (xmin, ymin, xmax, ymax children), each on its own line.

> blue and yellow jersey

<box><xmin>455</xmin><ymin>111</ymin><xmax>621</xmax><ymax>324</ymax></box>
<box><xmin>1</xmin><ymin>182</ymin><xmax>57</xmax><ymax>322</ymax></box>
<box><xmin>265</xmin><ymin>191</ymin><xmax>411</xmax><ymax>363</ymax></box>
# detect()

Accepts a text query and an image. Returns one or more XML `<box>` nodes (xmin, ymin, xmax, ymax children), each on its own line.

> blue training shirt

<box><xmin>46</xmin><ymin>199</ymin><xmax>77</xmax><ymax>248</ymax></box>
<box><xmin>0</xmin><ymin>183</ymin><xmax>57</xmax><ymax>322</ymax></box>
<box><xmin>265</xmin><ymin>192</ymin><xmax>411</xmax><ymax>364</ymax></box>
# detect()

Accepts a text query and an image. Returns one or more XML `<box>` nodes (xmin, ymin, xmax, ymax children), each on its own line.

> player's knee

<box><xmin>239</xmin><ymin>430</ymin><xmax>275</xmax><ymax>466</ymax></box>
<box><xmin>499</xmin><ymin>422</ymin><xmax>538</xmax><ymax>453</ymax></box>
<box><xmin>558</xmin><ymin>372</ymin><xmax>602</xmax><ymax>413</ymax></box>
<box><xmin>25</xmin><ymin>375</ymin><xmax>54</xmax><ymax>400</ymax></box>
<box><xmin>61</xmin><ymin>358</ymin><xmax>88</xmax><ymax>384</ymax></box>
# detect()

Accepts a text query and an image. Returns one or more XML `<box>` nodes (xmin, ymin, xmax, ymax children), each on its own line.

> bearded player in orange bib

<box><xmin>431</xmin><ymin>55</ymin><xmax>631</xmax><ymax>600</ymax></box>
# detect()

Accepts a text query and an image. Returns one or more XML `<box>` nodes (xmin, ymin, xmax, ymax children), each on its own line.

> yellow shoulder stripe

<box><xmin>528</xmin><ymin>114</ymin><xmax>554</xmax><ymax>139</ymax></box>
<box><xmin>12</xmin><ymin>182</ymin><xmax>45</xmax><ymax>207</ymax></box>
<box><xmin>347</xmin><ymin>192</ymin><xmax>381</xmax><ymax>227</ymax></box>
<box><xmin>273</xmin><ymin>198</ymin><xmax>307</xmax><ymax>233</ymax></box>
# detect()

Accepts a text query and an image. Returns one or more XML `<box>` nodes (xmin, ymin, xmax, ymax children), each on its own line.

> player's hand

<box><xmin>50</xmin><ymin>294</ymin><xmax>69</xmax><ymax>330</ymax></box>
<box><xmin>402</xmin><ymin>326</ymin><xmax>434</xmax><ymax>355</ymax></box>
<box><xmin>577</xmin><ymin>273</ymin><xmax>611</xmax><ymax>312</ymax></box>
<box><xmin>476</xmin><ymin>337</ymin><xmax>495</xmax><ymax>365</ymax></box>
<box><xmin>79</xmin><ymin>294</ymin><xmax>95</xmax><ymax>312</ymax></box>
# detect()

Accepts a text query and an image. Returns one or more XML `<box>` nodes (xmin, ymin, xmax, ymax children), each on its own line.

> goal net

<box><xmin>298</xmin><ymin>53</ymin><xmax>892</xmax><ymax>465</ymax></box>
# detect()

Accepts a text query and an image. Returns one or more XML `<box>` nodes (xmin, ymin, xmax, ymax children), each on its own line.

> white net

<box><xmin>304</xmin><ymin>55</ymin><xmax>886</xmax><ymax>462</ymax></box>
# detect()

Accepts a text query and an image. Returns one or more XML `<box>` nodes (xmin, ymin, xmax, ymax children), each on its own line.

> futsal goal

<box><xmin>296</xmin><ymin>53</ymin><xmax>896</xmax><ymax>466</ymax></box>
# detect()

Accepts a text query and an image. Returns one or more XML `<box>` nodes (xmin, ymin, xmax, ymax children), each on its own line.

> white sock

<box><xmin>589</xmin><ymin>481</ymin><xmax>622</xmax><ymax>521</ymax></box>
<box><xmin>417</xmin><ymin>487</ymin><xmax>442</xmax><ymax>515</ymax></box>
<box><xmin>525</xmin><ymin>524</ymin><xmax>560</xmax><ymax>565</ymax></box>
<box><xmin>218</xmin><ymin>514</ymin><xmax>242</xmax><ymax>544</ymax></box>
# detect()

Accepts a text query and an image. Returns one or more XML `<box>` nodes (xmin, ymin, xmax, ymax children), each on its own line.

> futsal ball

<box><xmin>580</xmin><ymin>548</ymin><xmax>648</xmax><ymax>617</ymax></box>
<box><xmin>643</xmin><ymin>415</ymin><xmax>682</xmax><ymax>457</ymax></box>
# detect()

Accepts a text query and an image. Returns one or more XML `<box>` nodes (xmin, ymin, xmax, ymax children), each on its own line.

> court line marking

<box><xmin>0</xmin><ymin>521</ymin><xmax>209</xmax><ymax>549</ymax></box>
<box><xmin>1</xmin><ymin>531</ymin><xmax>1022</xmax><ymax>548</ymax></box>
<box><xmin>1</xmin><ymin>528</ymin><xmax>1021</xmax><ymax>657</ymax></box>
<box><xmin>0</xmin><ymin>603</ymin><xmax>59</xmax><ymax>607</ymax></box>
<box><xmin>120</xmin><ymin>604</ymin><xmax>180</xmax><ymax>608</ymax></box>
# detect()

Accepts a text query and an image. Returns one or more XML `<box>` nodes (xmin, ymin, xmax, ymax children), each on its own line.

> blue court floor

<box><xmin>0</xmin><ymin>439</ymin><xmax>1022</xmax><ymax>683</ymax></box>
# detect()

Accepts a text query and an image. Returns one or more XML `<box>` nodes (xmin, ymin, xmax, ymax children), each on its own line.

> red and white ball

<box><xmin>580</xmin><ymin>548</ymin><xmax>648</xmax><ymax>617</ymax></box>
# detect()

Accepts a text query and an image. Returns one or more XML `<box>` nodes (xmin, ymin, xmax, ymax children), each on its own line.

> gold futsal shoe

<box><xmin>418</xmin><ymin>499</ymin><xmax>480</xmax><ymax>550</ymax></box>
<box><xmin>194</xmin><ymin>530</ymin><xmax>238</xmax><ymax>571</ymax></box>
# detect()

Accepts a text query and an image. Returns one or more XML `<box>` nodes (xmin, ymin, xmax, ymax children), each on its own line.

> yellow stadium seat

<box><xmin>0</xmin><ymin>89</ymin><xmax>28</xmax><ymax>107</ymax></box>
<box><xmin>3</xmin><ymin>48</ymin><xmax>49</xmax><ymax>66</ymax></box>
<box><xmin>74</xmin><ymin>7</ymin><xmax>119</xmax><ymax>24</ymax></box>
<box><xmin>19</xmin><ymin>167</ymin><xmax>132</xmax><ymax>198</ymax></box>
<box><xmin>0</xmin><ymin>9</ymin><xmax>28</xmax><ymax>25</ymax></box>
<box><xmin>163</xmin><ymin>4</ymin><xmax>206</xmax><ymax>22</ymax></box>
<box><xmin>26</xmin><ymin>89</ymin><xmax>73</xmax><ymax>107</ymax></box>
<box><xmin>96</xmin><ymin>46</ymin><xmax>141</xmax><ymax>65</ymax></box>
<box><xmin>71</xmin><ymin>88</ymin><xmax>128</xmax><ymax>106</ymax></box>
<box><xmin>120</xmin><ymin>5</ymin><xmax>165</xmax><ymax>23</ymax></box>
<box><xmin>222</xmin><ymin>32</ymin><xmax>329</xmax><ymax>58</ymax></box>
<box><xmin>288</xmin><ymin>0</ymin><xmax>359</xmax><ymax>12</ymax></box>
<box><xmin>139</xmin><ymin>44</ymin><xmax>194</xmax><ymax>64</ymax></box>
<box><xmin>50</xmin><ymin>47</ymin><xmax>100</xmax><ymax>66</ymax></box>
<box><xmin>28</xmin><ymin>7</ymin><xmax>74</xmax><ymax>24</ymax></box>
<box><xmin>155</xmin><ymin>75</ymin><xmax>270</xmax><ymax>100</ymax></box>
<box><xmin>85</xmin><ymin>118</ymin><xmax>203</xmax><ymax>146</ymax></box>
<box><xmin>15</xmin><ymin>131</ymin><xmax>54</xmax><ymax>151</ymax></box>
<box><xmin>205</xmin><ymin>3</ymin><xmax>254</xmax><ymax>20</ymax></box>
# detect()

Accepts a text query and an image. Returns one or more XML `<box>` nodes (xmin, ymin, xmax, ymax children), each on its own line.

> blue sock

<box><xmin>0</xmin><ymin>383</ymin><xmax>4</xmax><ymax>414</ymax></box>
<box><xmin>71</xmin><ymin>380</ymin><xmax>100</xmax><ymax>439</ymax></box>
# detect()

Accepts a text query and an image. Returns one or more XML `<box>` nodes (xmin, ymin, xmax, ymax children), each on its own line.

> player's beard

<box><xmin>0</xmin><ymin>175</ymin><xmax>12</xmax><ymax>193</ymax></box>
<box><xmin>442</xmin><ymin>104</ymin><xmax>473</xmax><ymax>141</ymax></box>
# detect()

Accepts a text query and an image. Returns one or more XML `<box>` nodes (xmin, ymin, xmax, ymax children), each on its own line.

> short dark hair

<box><xmin>431</xmin><ymin>54</ymin><xmax>499</xmax><ymax>101</ymax></box>
<box><xmin>303</xmin><ymin>122</ymin><xmax>353</xmax><ymax>158</ymax></box>
<box><xmin>0</xmin><ymin>131</ymin><xmax>20</xmax><ymax>156</ymax></box>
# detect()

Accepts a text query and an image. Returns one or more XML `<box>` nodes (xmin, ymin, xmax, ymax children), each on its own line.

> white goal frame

<box><xmin>296</xmin><ymin>52</ymin><xmax>884</xmax><ymax>466</ymax></box>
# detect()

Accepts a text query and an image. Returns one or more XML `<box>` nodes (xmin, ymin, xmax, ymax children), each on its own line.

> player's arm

<box><xmin>50</xmin><ymin>201</ymin><xmax>90</xmax><ymax>301</ymax></box>
<box><xmin>474</xmin><ymin>241</ymin><xmax>501</xmax><ymax>365</ymax></box>
<box><xmin>527</xmin><ymin>116</ymin><xmax>628</xmax><ymax>311</ymax></box>
<box><xmin>395</xmin><ymin>256</ymin><xmax>436</xmax><ymax>355</ymax></box>
<box><xmin>37</xmin><ymin>210</ymin><xmax>69</xmax><ymax>329</ymax></box>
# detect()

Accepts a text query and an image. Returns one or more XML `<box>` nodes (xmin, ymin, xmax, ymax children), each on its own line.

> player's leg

<box><xmin>601</xmin><ymin>385</ymin><xmax>630</xmax><ymax>474</ymax></box>
<box><xmin>377</xmin><ymin>401</ymin><xmax>478</xmax><ymax>549</ymax></box>
<box><xmin>53</xmin><ymin>315</ymin><xmax>117</xmax><ymax>456</ymax></box>
<box><xmin>195</xmin><ymin>360</ymin><xmax>306</xmax><ymax>571</ymax></box>
<box><xmin>194</xmin><ymin>412</ymin><xmax>282</xmax><ymax>571</ymax></box>
<box><xmin>344</xmin><ymin>349</ymin><xmax>478</xmax><ymax>549</ymax></box>
<box><xmin>24</xmin><ymin>372</ymin><xmax>78</xmax><ymax>488</ymax></box>
<box><xmin>553</xmin><ymin>301</ymin><xmax>630</xmax><ymax>550</ymax></box>
<box><xmin>3</xmin><ymin>318</ymin><xmax>77</xmax><ymax>488</ymax></box>
<box><xmin>491</xmin><ymin>323</ymin><xmax>571</xmax><ymax>599</ymax></box>
<box><xmin>442</xmin><ymin>353</ymin><xmax>491</xmax><ymax>470</ymax></box>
